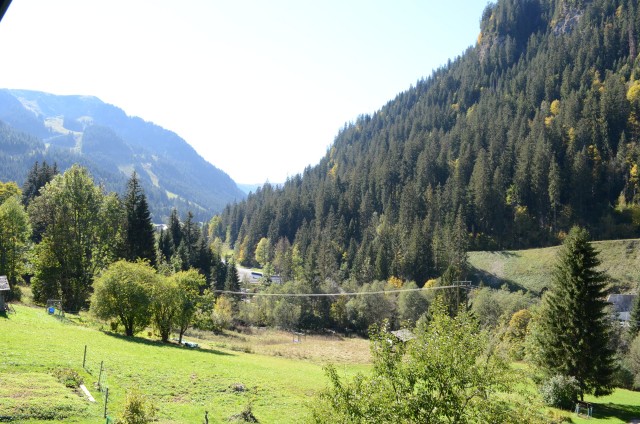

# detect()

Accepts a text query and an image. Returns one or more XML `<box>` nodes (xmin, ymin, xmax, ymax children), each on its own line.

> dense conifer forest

<box><xmin>215</xmin><ymin>0</ymin><xmax>640</xmax><ymax>285</ymax></box>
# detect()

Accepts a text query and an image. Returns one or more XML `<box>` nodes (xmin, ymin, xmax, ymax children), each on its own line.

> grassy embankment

<box><xmin>0</xmin><ymin>304</ymin><xmax>368</xmax><ymax>423</ymax></box>
<box><xmin>468</xmin><ymin>238</ymin><xmax>640</xmax><ymax>294</ymax></box>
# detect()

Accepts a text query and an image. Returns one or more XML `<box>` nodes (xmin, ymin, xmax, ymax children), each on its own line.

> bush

<box><xmin>540</xmin><ymin>375</ymin><xmax>580</xmax><ymax>409</ymax></box>
<box><xmin>228</xmin><ymin>402</ymin><xmax>259</xmax><ymax>423</ymax></box>
<box><xmin>52</xmin><ymin>367</ymin><xmax>83</xmax><ymax>388</ymax></box>
<box><xmin>120</xmin><ymin>388</ymin><xmax>156</xmax><ymax>424</ymax></box>
<box><xmin>7</xmin><ymin>284</ymin><xmax>22</xmax><ymax>302</ymax></box>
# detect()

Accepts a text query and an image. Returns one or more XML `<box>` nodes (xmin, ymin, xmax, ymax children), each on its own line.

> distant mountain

<box><xmin>216</xmin><ymin>0</ymin><xmax>640</xmax><ymax>285</ymax></box>
<box><xmin>0</xmin><ymin>89</ymin><xmax>245</xmax><ymax>222</ymax></box>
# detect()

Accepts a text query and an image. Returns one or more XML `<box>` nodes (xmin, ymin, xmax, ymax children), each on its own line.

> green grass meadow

<box><xmin>0</xmin><ymin>305</ymin><xmax>367</xmax><ymax>423</ymax></box>
<box><xmin>3</xmin><ymin>302</ymin><xmax>640</xmax><ymax>422</ymax></box>
<box><xmin>567</xmin><ymin>389</ymin><xmax>640</xmax><ymax>423</ymax></box>
<box><xmin>468</xmin><ymin>238</ymin><xmax>640</xmax><ymax>294</ymax></box>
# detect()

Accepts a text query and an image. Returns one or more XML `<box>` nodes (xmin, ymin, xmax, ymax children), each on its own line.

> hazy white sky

<box><xmin>0</xmin><ymin>0</ymin><xmax>489</xmax><ymax>184</ymax></box>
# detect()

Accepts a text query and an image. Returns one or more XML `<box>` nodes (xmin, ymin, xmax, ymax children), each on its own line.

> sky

<box><xmin>0</xmin><ymin>0</ymin><xmax>489</xmax><ymax>184</ymax></box>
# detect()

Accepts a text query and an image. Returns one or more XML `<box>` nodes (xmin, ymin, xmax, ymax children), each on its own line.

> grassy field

<box><xmin>0</xmin><ymin>304</ymin><xmax>369</xmax><ymax>423</ymax></box>
<box><xmin>566</xmin><ymin>389</ymin><xmax>640</xmax><ymax>423</ymax></box>
<box><xmin>468</xmin><ymin>238</ymin><xmax>640</xmax><ymax>294</ymax></box>
<box><xmin>3</xmin><ymin>288</ymin><xmax>640</xmax><ymax>422</ymax></box>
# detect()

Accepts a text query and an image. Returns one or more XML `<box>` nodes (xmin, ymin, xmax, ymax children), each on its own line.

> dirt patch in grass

<box><xmin>185</xmin><ymin>328</ymin><xmax>371</xmax><ymax>364</ymax></box>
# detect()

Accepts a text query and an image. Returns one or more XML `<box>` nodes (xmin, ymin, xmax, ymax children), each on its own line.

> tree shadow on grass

<box><xmin>495</xmin><ymin>250</ymin><xmax>519</xmax><ymax>258</ymax></box>
<box><xmin>589</xmin><ymin>402</ymin><xmax>640</xmax><ymax>421</ymax></box>
<box><xmin>468</xmin><ymin>266</ymin><xmax>533</xmax><ymax>293</ymax></box>
<box><xmin>101</xmin><ymin>331</ymin><xmax>236</xmax><ymax>357</ymax></box>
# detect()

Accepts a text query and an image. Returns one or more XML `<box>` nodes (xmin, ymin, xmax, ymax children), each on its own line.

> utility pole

<box><xmin>453</xmin><ymin>280</ymin><xmax>472</xmax><ymax>311</ymax></box>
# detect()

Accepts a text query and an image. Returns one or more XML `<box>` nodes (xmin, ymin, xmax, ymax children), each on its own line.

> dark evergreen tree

<box><xmin>122</xmin><ymin>172</ymin><xmax>156</xmax><ymax>266</ymax></box>
<box><xmin>224</xmin><ymin>259</ymin><xmax>240</xmax><ymax>293</ymax></box>
<box><xmin>535</xmin><ymin>226</ymin><xmax>616</xmax><ymax>400</ymax></box>
<box><xmin>212</xmin><ymin>257</ymin><xmax>228</xmax><ymax>292</ymax></box>
<box><xmin>157</xmin><ymin>228</ymin><xmax>173</xmax><ymax>264</ymax></box>
<box><xmin>22</xmin><ymin>161</ymin><xmax>58</xmax><ymax>242</ymax></box>
<box><xmin>628</xmin><ymin>289</ymin><xmax>640</xmax><ymax>340</ymax></box>
<box><xmin>21</xmin><ymin>161</ymin><xmax>58</xmax><ymax>207</ymax></box>
<box><xmin>193</xmin><ymin>233</ymin><xmax>213</xmax><ymax>285</ymax></box>
<box><xmin>168</xmin><ymin>208</ymin><xmax>182</xmax><ymax>250</ymax></box>
<box><xmin>181</xmin><ymin>211</ymin><xmax>200</xmax><ymax>268</ymax></box>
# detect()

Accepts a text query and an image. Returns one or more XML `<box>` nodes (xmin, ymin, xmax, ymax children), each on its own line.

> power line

<box><xmin>213</xmin><ymin>283</ymin><xmax>473</xmax><ymax>298</ymax></box>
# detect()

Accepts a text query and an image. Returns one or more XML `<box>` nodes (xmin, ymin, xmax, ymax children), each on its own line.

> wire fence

<box><xmin>81</xmin><ymin>345</ymin><xmax>112</xmax><ymax>421</ymax></box>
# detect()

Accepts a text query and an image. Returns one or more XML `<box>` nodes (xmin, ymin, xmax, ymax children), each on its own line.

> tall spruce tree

<box><xmin>629</xmin><ymin>291</ymin><xmax>640</xmax><ymax>340</ymax></box>
<box><xmin>122</xmin><ymin>172</ymin><xmax>156</xmax><ymax>266</ymax></box>
<box><xmin>534</xmin><ymin>226</ymin><xmax>616</xmax><ymax>400</ymax></box>
<box><xmin>224</xmin><ymin>259</ymin><xmax>240</xmax><ymax>292</ymax></box>
<box><xmin>168</xmin><ymin>208</ymin><xmax>182</xmax><ymax>251</ymax></box>
<box><xmin>21</xmin><ymin>161</ymin><xmax>58</xmax><ymax>207</ymax></box>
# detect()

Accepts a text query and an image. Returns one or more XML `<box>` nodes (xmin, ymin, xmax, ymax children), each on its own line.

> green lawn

<box><xmin>3</xmin><ymin>304</ymin><xmax>640</xmax><ymax>423</ymax></box>
<box><xmin>0</xmin><ymin>305</ymin><xmax>366</xmax><ymax>423</ymax></box>
<box><xmin>563</xmin><ymin>389</ymin><xmax>640</xmax><ymax>423</ymax></box>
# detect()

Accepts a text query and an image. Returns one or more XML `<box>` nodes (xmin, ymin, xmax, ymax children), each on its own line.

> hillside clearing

<box><xmin>468</xmin><ymin>239</ymin><xmax>640</xmax><ymax>294</ymax></box>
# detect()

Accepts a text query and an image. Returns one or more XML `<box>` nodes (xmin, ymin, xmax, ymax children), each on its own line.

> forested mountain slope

<box><xmin>216</xmin><ymin>0</ymin><xmax>640</xmax><ymax>285</ymax></box>
<box><xmin>0</xmin><ymin>89</ymin><xmax>244</xmax><ymax>221</ymax></box>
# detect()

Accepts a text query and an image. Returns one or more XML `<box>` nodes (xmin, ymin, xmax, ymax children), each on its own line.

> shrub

<box><xmin>7</xmin><ymin>284</ymin><xmax>22</xmax><ymax>302</ymax></box>
<box><xmin>52</xmin><ymin>367</ymin><xmax>83</xmax><ymax>388</ymax></box>
<box><xmin>120</xmin><ymin>388</ymin><xmax>156</xmax><ymax>424</ymax></box>
<box><xmin>539</xmin><ymin>375</ymin><xmax>580</xmax><ymax>409</ymax></box>
<box><xmin>228</xmin><ymin>402</ymin><xmax>259</xmax><ymax>423</ymax></box>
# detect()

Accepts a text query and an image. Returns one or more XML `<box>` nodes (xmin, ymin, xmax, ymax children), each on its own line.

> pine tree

<box><xmin>535</xmin><ymin>226</ymin><xmax>616</xmax><ymax>400</ymax></box>
<box><xmin>168</xmin><ymin>208</ymin><xmax>182</xmax><ymax>251</ymax></box>
<box><xmin>181</xmin><ymin>211</ymin><xmax>200</xmax><ymax>268</ymax></box>
<box><xmin>157</xmin><ymin>228</ymin><xmax>173</xmax><ymax>264</ymax></box>
<box><xmin>122</xmin><ymin>172</ymin><xmax>156</xmax><ymax>266</ymax></box>
<box><xmin>629</xmin><ymin>290</ymin><xmax>640</xmax><ymax>340</ymax></box>
<box><xmin>21</xmin><ymin>161</ymin><xmax>58</xmax><ymax>207</ymax></box>
<box><xmin>224</xmin><ymin>259</ymin><xmax>240</xmax><ymax>292</ymax></box>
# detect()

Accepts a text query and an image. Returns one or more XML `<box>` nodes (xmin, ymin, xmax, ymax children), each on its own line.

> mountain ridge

<box><xmin>0</xmin><ymin>89</ymin><xmax>245</xmax><ymax>221</ymax></box>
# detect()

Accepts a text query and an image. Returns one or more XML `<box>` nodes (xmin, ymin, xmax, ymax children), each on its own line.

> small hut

<box><xmin>0</xmin><ymin>275</ymin><xmax>9</xmax><ymax>311</ymax></box>
<box><xmin>607</xmin><ymin>294</ymin><xmax>637</xmax><ymax>325</ymax></box>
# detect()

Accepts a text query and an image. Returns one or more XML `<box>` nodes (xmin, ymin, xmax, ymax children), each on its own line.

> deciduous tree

<box><xmin>0</xmin><ymin>196</ymin><xmax>31</xmax><ymax>299</ymax></box>
<box><xmin>312</xmin><ymin>300</ymin><xmax>545</xmax><ymax>423</ymax></box>
<box><xmin>30</xmin><ymin>165</ymin><xmax>121</xmax><ymax>311</ymax></box>
<box><xmin>91</xmin><ymin>260</ymin><xmax>158</xmax><ymax>336</ymax></box>
<box><xmin>150</xmin><ymin>275</ymin><xmax>179</xmax><ymax>342</ymax></box>
<box><xmin>172</xmin><ymin>269</ymin><xmax>205</xmax><ymax>343</ymax></box>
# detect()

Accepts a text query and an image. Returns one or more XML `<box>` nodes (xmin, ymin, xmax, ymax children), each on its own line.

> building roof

<box><xmin>0</xmin><ymin>275</ymin><xmax>9</xmax><ymax>291</ymax></box>
<box><xmin>607</xmin><ymin>294</ymin><xmax>636</xmax><ymax>313</ymax></box>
